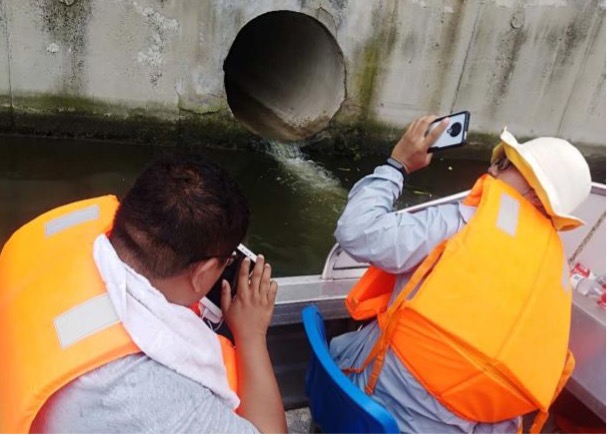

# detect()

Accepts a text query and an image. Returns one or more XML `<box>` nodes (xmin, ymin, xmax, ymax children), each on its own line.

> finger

<box><xmin>424</xmin><ymin>117</ymin><xmax>449</xmax><ymax>148</ymax></box>
<box><xmin>406</xmin><ymin>119</ymin><xmax>416</xmax><ymax>135</ymax></box>
<box><xmin>220</xmin><ymin>279</ymin><xmax>232</xmax><ymax>315</ymax></box>
<box><xmin>249</xmin><ymin>255</ymin><xmax>265</xmax><ymax>298</ymax></box>
<box><xmin>415</xmin><ymin>115</ymin><xmax>438</xmax><ymax>139</ymax></box>
<box><xmin>237</xmin><ymin>257</ymin><xmax>251</xmax><ymax>299</ymax></box>
<box><xmin>259</xmin><ymin>263</ymin><xmax>273</xmax><ymax>302</ymax></box>
<box><xmin>268</xmin><ymin>280</ymin><xmax>278</xmax><ymax>307</ymax></box>
<box><xmin>424</xmin><ymin>153</ymin><xmax>433</xmax><ymax>166</ymax></box>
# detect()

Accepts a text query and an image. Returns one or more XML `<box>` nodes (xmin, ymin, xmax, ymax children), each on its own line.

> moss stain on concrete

<box><xmin>5</xmin><ymin>92</ymin><xmax>256</xmax><ymax>148</ymax></box>
<box><xmin>338</xmin><ymin>1</ymin><xmax>403</xmax><ymax>160</ymax></box>
<box><xmin>2</xmin><ymin>92</ymin><xmax>604</xmax><ymax>162</ymax></box>
<box><xmin>10</xmin><ymin>92</ymin><xmax>174</xmax><ymax>144</ymax></box>
<box><xmin>354</xmin><ymin>1</ymin><xmax>398</xmax><ymax>122</ymax></box>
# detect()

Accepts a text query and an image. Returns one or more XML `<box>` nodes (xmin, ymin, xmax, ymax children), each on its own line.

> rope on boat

<box><xmin>568</xmin><ymin>211</ymin><xmax>606</xmax><ymax>267</ymax></box>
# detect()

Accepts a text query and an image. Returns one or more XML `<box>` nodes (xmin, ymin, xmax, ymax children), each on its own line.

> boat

<box><xmin>270</xmin><ymin>182</ymin><xmax>606</xmax><ymax>431</ymax></box>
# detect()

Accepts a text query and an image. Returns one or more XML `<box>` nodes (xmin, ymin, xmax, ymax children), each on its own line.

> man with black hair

<box><xmin>26</xmin><ymin>153</ymin><xmax>287</xmax><ymax>433</ymax></box>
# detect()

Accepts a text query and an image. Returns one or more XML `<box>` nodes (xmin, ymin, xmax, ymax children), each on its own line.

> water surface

<box><xmin>0</xmin><ymin>135</ymin><xmax>605</xmax><ymax>276</ymax></box>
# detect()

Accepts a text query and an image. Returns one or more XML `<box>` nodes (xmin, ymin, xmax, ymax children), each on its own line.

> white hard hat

<box><xmin>491</xmin><ymin>128</ymin><xmax>592</xmax><ymax>231</ymax></box>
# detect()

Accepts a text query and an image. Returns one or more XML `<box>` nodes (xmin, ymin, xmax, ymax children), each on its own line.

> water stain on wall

<box><xmin>0</xmin><ymin>0</ymin><xmax>13</xmax><ymax>128</ymax></box>
<box><xmin>536</xmin><ymin>1</ymin><xmax>602</xmax><ymax>122</ymax></box>
<box><xmin>549</xmin><ymin>2</ymin><xmax>594</xmax><ymax>68</ymax></box>
<box><xmin>429</xmin><ymin>0</ymin><xmax>466</xmax><ymax>111</ymax></box>
<box><xmin>492</xmin><ymin>25</ymin><xmax>527</xmax><ymax>104</ymax></box>
<box><xmin>133</xmin><ymin>1</ymin><xmax>179</xmax><ymax>86</ymax></box>
<box><xmin>489</xmin><ymin>2</ymin><xmax>528</xmax><ymax>111</ymax></box>
<box><xmin>38</xmin><ymin>0</ymin><xmax>92</xmax><ymax>94</ymax></box>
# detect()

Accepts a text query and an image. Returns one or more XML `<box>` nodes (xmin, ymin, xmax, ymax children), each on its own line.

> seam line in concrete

<box><xmin>556</xmin><ymin>10</ymin><xmax>604</xmax><ymax>137</ymax></box>
<box><xmin>450</xmin><ymin>3</ymin><xmax>482</xmax><ymax>113</ymax></box>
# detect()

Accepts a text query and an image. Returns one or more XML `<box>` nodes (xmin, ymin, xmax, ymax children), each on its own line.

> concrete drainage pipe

<box><xmin>224</xmin><ymin>11</ymin><xmax>346</xmax><ymax>142</ymax></box>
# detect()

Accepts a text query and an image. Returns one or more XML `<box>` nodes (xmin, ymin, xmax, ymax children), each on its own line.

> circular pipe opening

<box><xmin>224</xmin><ymin>11</ymin><xmax>346</xmax><ymax>142</ymax></box>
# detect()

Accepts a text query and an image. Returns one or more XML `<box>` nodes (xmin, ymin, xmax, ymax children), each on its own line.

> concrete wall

<box><xmin>0</xmin><ymin>0</ymin><xmax>605</xmax><ymax>147</ymax></box>
<box><xmin>334</xmin><ymin>0</ymin><xmax>605</xmax><ymax>145</ymax></box>
<box><xmin>0</xmin><ymin>0</ymin><xmax>11</xmax><ymax>129</ymax></box>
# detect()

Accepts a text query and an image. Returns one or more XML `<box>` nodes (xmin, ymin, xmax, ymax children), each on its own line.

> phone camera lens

<box><xmin>447</xmin><ymin>122</ymin><xmax>462</xmax><ymax>137</ymax></box>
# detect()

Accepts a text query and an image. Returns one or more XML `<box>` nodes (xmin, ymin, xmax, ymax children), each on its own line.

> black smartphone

<box><xmin>427</xmin><ymin>110</ymin><xmax>470</xmax><ymax>152</ymax></box>
<box><xmin>199</xmin><ymin>243</ymin><xmax>258</xmax><ymax>323</ymax></box>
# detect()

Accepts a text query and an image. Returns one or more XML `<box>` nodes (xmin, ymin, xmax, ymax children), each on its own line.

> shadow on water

<box><xmin>0</xmin><ymin>134</ymin><xmax>606</xmax><ymax>277</ymax></box>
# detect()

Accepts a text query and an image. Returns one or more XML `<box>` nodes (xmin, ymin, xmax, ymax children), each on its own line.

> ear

<box><xmin>189</xmin><ymin>258</ymin><xmax>222</xmax><ymax>295</ymax></box>
<box><xmin>526</xmin><ymin>190</ymin><xmax>544</xmax><ymax>207</ymax></box>
<box><xmin>525</xmin><ymin>190</ymin><xmax>548</xmax><ymax>216</ymax></box>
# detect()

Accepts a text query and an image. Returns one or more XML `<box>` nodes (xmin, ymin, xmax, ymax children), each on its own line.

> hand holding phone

<box><xmin>390</xmin><ymin>115</ymin><xmax>447</xmax><ymax>173</ymax></box>
<box><xmin>222</xmin><ymin>251</ymin><xmax>278</xmax><ymax>343</ymax></box>
<box><xmin>199</xmin><ymin>243</ymin><xmax>257</xmax><ymax>324</ymax></box>
<box><xmin>427</xmin><ymin>111</ymin><xmax>470</xmax><ymax>152</ymax></box>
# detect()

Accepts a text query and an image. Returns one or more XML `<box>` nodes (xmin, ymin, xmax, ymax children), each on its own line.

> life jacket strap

<box><xmin>527</xmin><ymin>351</ymin><xmax>574</xmax><ymax>433</ymax></box>
<box><xmin>386</xmin><ymin>241</ymin><xmax>447</xmax><ymax>316</ymax></box>
<box><xmin>529</xmin><ymin>410</ymin><xmax>549</xmax><ymax>434</ymax></box>
<box><xmin>341</xmin><ymin>240</ymin><xmax>448</xmax><ymax>394</ymax></box>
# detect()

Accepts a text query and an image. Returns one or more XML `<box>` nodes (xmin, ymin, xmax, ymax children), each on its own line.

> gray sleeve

<box><xmin>335</xmin><ymin>165</ymin><xmax>470</xmax><ymax>274</ymax></box>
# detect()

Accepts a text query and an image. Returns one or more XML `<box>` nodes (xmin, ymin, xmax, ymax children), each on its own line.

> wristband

<box><xmin>385</xmin><ymin>157</ymin><xmax>408</xmax><ymax>178</ymax></box>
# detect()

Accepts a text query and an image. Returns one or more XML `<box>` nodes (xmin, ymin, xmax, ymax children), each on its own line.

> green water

<box><xmin>0</xmin><ymin>135</ymin><xmax>605</xmax><ymax>277</ymax></box>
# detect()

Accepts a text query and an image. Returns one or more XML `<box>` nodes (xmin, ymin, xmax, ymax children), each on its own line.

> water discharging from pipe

<box><xmin>264</xmin><ymin>140</ymin><xmax>346</xmax><ymax>210</ymax></box>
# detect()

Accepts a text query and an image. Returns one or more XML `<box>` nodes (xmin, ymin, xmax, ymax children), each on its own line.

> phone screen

<box><xmin>205</xmin><ymin>244</ymin><xmax>257</xmax><ymax>311</ymax></box>
<box><xmin>428</xmin><ymin>111</ymin><xmax>470</xmax><ymax>152</ymax></box>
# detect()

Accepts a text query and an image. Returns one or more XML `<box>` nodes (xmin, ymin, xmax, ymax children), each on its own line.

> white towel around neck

<box><xmin>93</xmin><ymin>234</ymin><xmax>239</xmax><ymax>409</ymax></box>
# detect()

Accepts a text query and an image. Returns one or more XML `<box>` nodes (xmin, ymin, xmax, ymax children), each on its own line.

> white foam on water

<box><xmin>265</xmin><ymin>140</ymin><xmax>345</xmax><ymax>198</ymax></box>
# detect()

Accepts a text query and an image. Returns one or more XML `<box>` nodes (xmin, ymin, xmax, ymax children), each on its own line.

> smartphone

<box><xmin>199</xmin><ymin>243</ymin><xmax>258</xmax><ymax>324</ymax></box>
<box><xmin>427</xmin><ymin>111</ymin><xmax>470</xmax><ymax>152</ymax></box>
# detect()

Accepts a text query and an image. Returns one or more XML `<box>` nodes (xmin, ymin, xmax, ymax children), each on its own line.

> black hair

<box><xmin>110</xmin><ymin>152</ymin><xmax>250</xmax><ymax>279</ymax></box>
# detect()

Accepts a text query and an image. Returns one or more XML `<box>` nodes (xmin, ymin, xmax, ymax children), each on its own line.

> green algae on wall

<box><xmin>5</xmin><ymin>92</ymin><xmax>257</xmax><ymax>148</ymax></box>
<box><xmin>354</xmin><ymin>1</ymin><xmax>399</xmax><ymax>122</ymax></box>
<box><xmin>0</xmin><ymin>94</ymin><xmax>11</xmax><ymax>129</ymax></box>
<box><xmin>2</xmin><ymin>93</ymin><xmax>605</xmax><ymax>160</ymax></box>
<box><xmin>177</xmin><ymin>109</ymin><xmax>259</xmax><ymax>151</ymax></box>
<box><xmin>10</xmin><ymin>92</ymin><xmax>177</xmax><ymax>144</ymax></box>
<box><xmin>356</xmin><ymin>36</ymin><xmax>381</xmax><ymax>121</ymax></box>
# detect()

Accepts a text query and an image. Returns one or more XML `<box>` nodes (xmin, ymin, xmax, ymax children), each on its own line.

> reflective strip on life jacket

<box><xmin>0</xmin><ymin>197</ymin><xmax>238</xmax><ymax>433</ymax></box>
<box><xmin>54</xmin><ymin>293</ymin><xmax>119</xmax><ymax>348</ymax></box>
<box><xmin>343</xmin><ymin>175</ymin><xmax>573</xmax><ymax>432</ymax></box>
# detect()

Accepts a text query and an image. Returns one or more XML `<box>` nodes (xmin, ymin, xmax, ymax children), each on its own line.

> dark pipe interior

<box><xmin>224</xmin><ymin>11</ymin><xmax>346</xmax><ymax>141</ymax></box>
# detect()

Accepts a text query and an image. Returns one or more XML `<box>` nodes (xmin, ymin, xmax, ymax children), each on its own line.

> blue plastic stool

<box><xmin>301</xmin><ymin>305</ymin><xmax>400</xmax><ymax>433</ymax></box>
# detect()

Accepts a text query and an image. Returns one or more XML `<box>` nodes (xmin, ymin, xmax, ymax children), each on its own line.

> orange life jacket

<box><xmin>0</xmin><ymin>196</ymin><xmax>238</xmax><ymax>434</ymax></box>
<box><xmin>344</xmin><ymin>175</ymin><xmax>574</xmax><ymax>433</ymax></box>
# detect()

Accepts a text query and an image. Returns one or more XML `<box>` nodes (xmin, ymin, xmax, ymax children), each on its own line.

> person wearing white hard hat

<box><xmin>330</xmin><ymin>115</ymin><xmax>592</xmax><ymax>434</ymax></box>
<box><xmin>490</xmin><ymin>128</ymin><xmax>592</xmax><ymax>231</ymax></box>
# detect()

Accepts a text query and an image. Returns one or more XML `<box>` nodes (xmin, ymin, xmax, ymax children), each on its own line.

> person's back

<box><xmin>32</xmin><ymin>354</ymin><xmax>257</xmax><ymax>433</ymax></box>
<box><xmin>2</xmin><ymin>153</ymin><xmax>287</xmax><ymax>433</ymax></box>
<box><xmin>331</xmin><ymin>116</ymin><xmax>592</xmax><ymax>433</ymax></box>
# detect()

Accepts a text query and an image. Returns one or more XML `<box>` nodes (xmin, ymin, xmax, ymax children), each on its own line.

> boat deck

<box><xmin>284</xmin><ymin>390</ymin><xmax>605</xmax><ymax>433</ymax></box>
